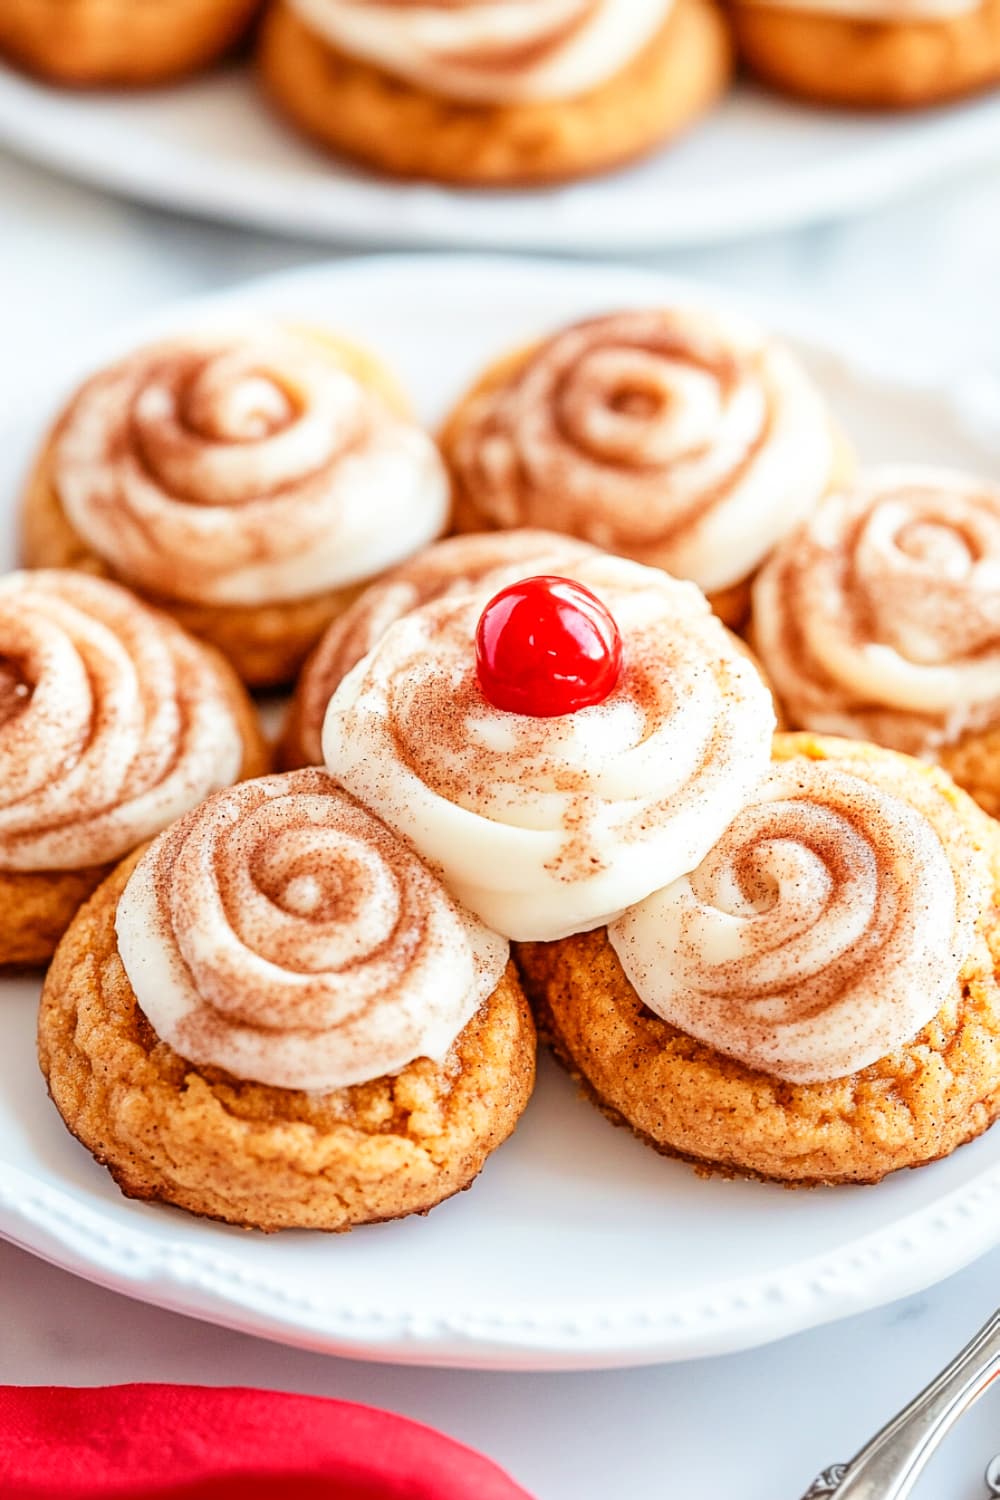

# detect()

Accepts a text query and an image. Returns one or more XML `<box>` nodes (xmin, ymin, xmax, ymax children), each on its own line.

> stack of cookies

<box><xmin>8</xmin><ymin>304</ymin><xmax>1000</xmax><ymax>1234</ymax></box>
<box><xmin>3</xmin><ymin>0</ymin><xmax>999</xmax><ymax>184</ymax></box>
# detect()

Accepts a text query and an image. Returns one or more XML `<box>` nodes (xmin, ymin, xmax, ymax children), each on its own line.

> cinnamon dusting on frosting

<box><xmin>608</xmin><ymin>746</ymin><xmax>989</xmax><ymax>1082</ymax></box>
<box><xmin>322</xmin><ymin>553</ymin><xmax>776</xmax><ymax>941</ymax></box>
<box><xmin>0</xmin><ymin>571</ymin><xmax>245</xmax><ymax>872</ymax></box>
<box><xmin>753</xmin><ymin>467</ymin><xmax>1000</xmax><ymax>756</ymax></box>
<box><xmin>52</xmin><ymin>326</ymin><xmax>449</xmax><ymax>609</ymax></box>
<box><xmin>292</xmin><ymin>529</ymin><xmax>599</xmax><ymax>766</ymax></box>
<box><xmin>116</xmin><ymin>770</ymin><xmax>509</xmax><ymax>1092</ymax></box>
<box><xmin>287</xmin><ymin>0</ymin><xmax>673</xmax><ymax>104</ymax></box>
<box><xmin>449</xmin><ymin>309</ymin><xmax>834</xmax><ymax>593</ymax></box>
<box><xmin>0</xmin><ymin>660</ymin><xmax>31</xmax><ymax>730</ymax></box>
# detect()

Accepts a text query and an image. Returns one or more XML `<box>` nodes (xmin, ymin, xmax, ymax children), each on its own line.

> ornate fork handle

<box><xmin>800</xmin><ymin>1309</ymin><xmax>1000</xmax><ymax>1499</ymax></box>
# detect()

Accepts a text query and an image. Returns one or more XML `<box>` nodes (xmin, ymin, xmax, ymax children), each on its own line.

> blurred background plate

<box><xmin>2</xmin><ymin>254</ymin><xmax>1000</xmax><ymax>1373</ymax></box>
<box><xmin>1</xmin><ymin>61</ymin><xmax>1000</xmax><ymax>250</ymax></box>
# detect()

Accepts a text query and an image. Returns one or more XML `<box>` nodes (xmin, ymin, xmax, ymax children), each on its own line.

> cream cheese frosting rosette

<box><xmin>608</xmin><ymin>750</ymin><xmax>986</xmax><ymax>1083</ymax></box>
<box><xmin>443</xmin><ymin>308</ymin><xmax>843</xmax><ymax>624</ymax></box>
<box><xmin>287</xmin><ymin>0</ymin><xmax>675</xmax><ymax>103</ymax></box>
<box><xmin>23</xmin><ymin>324</ymin><xmax>450</xmax><ymax>687</ymax></box>
<box><xmin>39</xmin><ymin>768</ymin><xmax>535</xmax><ymax>1231</ymax></box>
<box><xmin>282</xmin><ymin>528</ymin><xmax>601</xmax><ymax>768</ymax></box>
<box><xmin>0</xmin><ymin>571</ymin><xmax>250</xmax><ymax>873</ymax></box>
<box><xmin>50</xmin><ymin>326</ymin><xmax>448</xmax><ymax>607</ymax></box>
<box><xmin>0</xmin><ymin>569</ymin><xmax>266</xmax><ymax>966</ymax></box>
<box><xmin>517</xmin><ymin>733</ymin><xmax>1000</xmax><ymax>1185</ymax></box>
<box><xmin>752</xmin><ymin>467</ymin><xmax>1000</xmax><ymax>815</ymax></box>
<box><xmin>116</xmin><ymin>771</ymin><xmax>510</xmax><ymax>1092</ymax></box>
<box><xmin>322</xmin><ymin>554</ymin><xmax>776</xmax><ymax>942</ymax></box>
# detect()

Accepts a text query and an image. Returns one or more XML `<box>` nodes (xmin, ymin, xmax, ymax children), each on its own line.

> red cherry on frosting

<box><xmin>475</xmin><ymin>575</ymin><xmax>623</xmax><ymax>718</ymax></box>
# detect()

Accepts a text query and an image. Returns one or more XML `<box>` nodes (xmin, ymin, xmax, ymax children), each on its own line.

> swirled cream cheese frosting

<box><xmin>52</xmin><ymin>325</ymin><xmax>449</xmax><ymax>608</ymax></box>
<box><xmin>292</xmin><ymin>529</ymin><xmax>600</xmax><ymax>765</ymax></box>
<box><xmin>753</xmin><ymin>467</ymin><xmax>1000</xmax><ymax>757</ymax></box>
<box><xmin>608</xmin><ymin>748</ymin><xmax>989</xmax><ymax>1083</ymax></box>
<box><xmin>0</xmin><ymin>571</ymin><xmax>245</xmax><ymax>871</ymax></box>
<box><xmin>448</xmin><ymin>309</ymin><xmax>836</xmax><ymax>595</ymax></box>
<box><xmin>288</xmin><ymin>0</ymin><xmax>674</xmax><ymax>104</ymax></box>
<box><xmin>322</xmin><ymin>554</ymin><xmax>776</xmax><ymax>941</ymax></box>
<box><xmin>116</xmin><ymin>771</ymin><xmax>509</xmax><ymax>1092</ymax></box>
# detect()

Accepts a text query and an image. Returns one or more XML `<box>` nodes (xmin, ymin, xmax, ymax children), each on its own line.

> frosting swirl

<box><xmin>291</xmin><ymin>528</ymin><xmax>599</xmax><ymax>765</ymax></box>
<box><xmin>322</xmin><ymin>554</ymin><xmax>776</xmax><ymax>941</ymax></box>
<box><xmin>608</xmin><ymin>746</ymin><xmax>987</xmax><ymax>1083</ymax></box>
<box><xmin>288</xmin><ymin>0</ymin><xmax>673</xmax><ymax>103</ymax></box>
<box><xmin>116</xmin><ymin>770</ymin><xmax>509</xmax><ymax>1092</ymax></box>
<box><xmin>53</xmin><ymin>326</ymin><xmax>449</xmax><ymax>608</ymax></box>
<box><xmin>753</xmin><ymin>467</ymin><xmax>1000</xmax><ymax>757</ymax></box>
<box><xmin>448</xmin><ymin>310</ymin><xmax>835</xmax><ymax>595</ymax></box>
<box><xmin>0</xmin><ymin>571</ymin><xmax>245</xmax><ymax>872</ymax></box>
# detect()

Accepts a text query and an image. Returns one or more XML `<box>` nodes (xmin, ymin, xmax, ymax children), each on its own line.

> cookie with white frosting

<box><xmin>257</xmin><ymin>0</ymin><xmax>733</xmax><ymax>185</ymax></box>
<box><xmin>281</xmin><ymin>528</ymin><xmax>601</xmax><ymax>770</ymax></box>
<box><xmin>39</xmin><ymin>770</ymin><xmax>535</xmax><ymax>1231</ymax></box>
<box><xmin>0</xmin><ymin>570</ymin><xmax>267</xmax><ymax>966</ymax></box>
<box><xmin>752</xmin><ymin>467</ymin><xmax>1000</xmax><ymax>818</ymax></box>
<box><xmin>442</xmin><ymin>307</ymin><xmax>851</xmax><ymax>628</ymax></box>
<box><xmin>519</xmin><ymin>732</ymin><xmax>1000</xmax><ymax>1184</ymax></box>
<box><xmin>21</xmin><ymin>324</ymin><xmax>450</xmax><ymax>688</ymax></box>
<box><xmin>322</xmin><ymin>554</ymin><xmax>776</xmax><ymax>941</ymax></box>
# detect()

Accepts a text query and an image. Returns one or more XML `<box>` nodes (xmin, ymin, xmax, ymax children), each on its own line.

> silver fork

<box><xmin>799</xmin><ymin>1309</ymin><xmax>1000</xmax><ymax>1498</ymax></box>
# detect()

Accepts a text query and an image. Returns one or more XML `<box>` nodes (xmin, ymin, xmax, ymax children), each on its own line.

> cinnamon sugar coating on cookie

<box><xmin>116</xmin><ymin>771</ymin><xmax>509</xmax><ymax>1092</ymax></box>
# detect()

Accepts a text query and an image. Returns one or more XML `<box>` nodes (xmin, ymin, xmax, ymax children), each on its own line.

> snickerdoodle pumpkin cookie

<box><xmin>519</xmin><ymin>732</ymin><xmax>1000</xmax><ymax>1186</ymax></box>
<box><xmin>441</xmin><ymin>308</ymin><xmax>852</xmax><ymax>629</ymax></box>
<box><xmin>257</xmin><ymin>0</ymin><xmax>732</xmax><ymax>186</ymax></box>
<box><xmin>323</xmin><ymin>554</ymin><xmax>776</xmax><ymax>940</ymax></box>
<box><xmin>0</xmin><ymin>0</ymin><xmax>260</xmax><ymax>86</ymax></box>
<box><xmin>729</xmin><ymin>0</ymin><xmax>1000</xmax><ymax>109</ymax></box>
<box><xmin>39</xmin><ymin>770</ymin><xmax>535</xmax><ymax>1231</ymax></box>
<box><xmin>21</xmin><ymin>324</ymin><xmax>450</xmax><ymax>688</ymax></box>
<box><xmin>0</xmin><ymin>570</ymin><xmax>267</xmax><ymax>968</ymax></box>
<box><xmin>281</xmin><ymin>528</ymin><xmax>601</xmax><ymax>769</ymax></box>
<box><xmin>752</xmin><ymin>467</ymin><xmax>1000</xmax><ymax>820</ymax></box>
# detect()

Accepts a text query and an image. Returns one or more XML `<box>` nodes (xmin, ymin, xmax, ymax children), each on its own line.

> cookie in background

<box><xmin>0</xmin><ymin>0</ymin><xmax>261</xmax><ymax>86</ymax></box>
<box><xmin>257</xmin><ymin>0</ymin><xmax>733</xmax><ymax>185</ymax></box>
<box><xmin>729</xmin><ymin>0</ymin><xmax>1000</xmax><ymax>108</ymax></box>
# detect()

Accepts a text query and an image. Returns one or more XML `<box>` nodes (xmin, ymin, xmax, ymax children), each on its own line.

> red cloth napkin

<box><xmin>0</xmin><ymin>1384</ymin><xmax>536</xmax><ymax>1500</ymax></box>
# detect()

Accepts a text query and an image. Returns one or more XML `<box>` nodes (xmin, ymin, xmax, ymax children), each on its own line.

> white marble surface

<box><xmin>2</xmin><ymin>145</ymin><xmax>1000</xmax><ymax>1499</ymax></box>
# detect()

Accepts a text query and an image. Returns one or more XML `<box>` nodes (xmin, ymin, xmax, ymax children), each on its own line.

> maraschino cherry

<box><xmin>475</xmin><ymin>575</ymin><xmax>623</xmax><ymax>717</ymax></box>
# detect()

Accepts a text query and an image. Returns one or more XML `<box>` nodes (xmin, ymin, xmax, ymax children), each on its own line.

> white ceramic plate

<box><xmin>2</xmin><ymin>58</ymin><xmax>1000</xmax><ymax>250</ymax></box>
<box><xmin>2</xmin><ymin>255</ymin><xmax>1000</xmax><ymax>1372</ymax></box>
